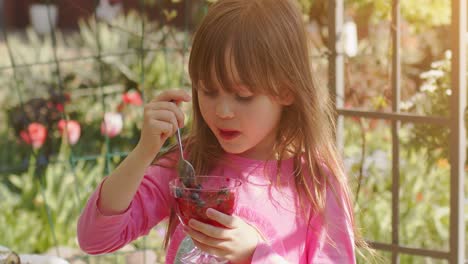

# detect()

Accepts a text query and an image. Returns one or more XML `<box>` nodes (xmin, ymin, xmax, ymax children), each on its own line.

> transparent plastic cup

<box><xmin>169</xmin><ymin>176</ymin><xmax>242</xmax><ymax>264</ymax></box>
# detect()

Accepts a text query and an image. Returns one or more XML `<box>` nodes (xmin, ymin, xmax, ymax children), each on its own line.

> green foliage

<box><xmin>346</xmin><ymin>47</ymin><xmax>468</xmax><ymax>258</ymax></box>
<box><xmin>0</xmin><ymin>11</ymin><xmax>190</xmax><ymax>255</ymax></box>
<box><xmin>347</xmin><ymin>0</ymin><xmax>450</xmax><ymax>31</ymax></box>
<box><xmin>401</xmin><ymin>51</ymin><xmax>452</xmax><ymax>166</ymax></box>
<box><xmin>0</xmin><ymin>144</ymin><xmax>168</xmax><ymax>257</ymax></box>
<box><xmin>0</xmin><ymin>144</ymin><xmax>104</xmax><ymax>252</ymax></box>
<box><xmin>0</xmin><ymin>181</ymin><xmax>43</xmax><ymax>253</ymax></box>
<box><xmin>78</xmin><ymin>11</ymin><xmax>188</xmax><ymax>97</ymax></box>
<box><xmin>0</xmin><ymin>29</ymin><xmax>78</xmax><ymax>109</ymax></box>
<box><xmin>346</xmin><ymin>119</ymin><xmax>454</xmax><ymax>263</ymax></box>
<box><xmin>0</xmin><ymin>11</ymin><xmax>189</xmax><ymax>167</ymax></box>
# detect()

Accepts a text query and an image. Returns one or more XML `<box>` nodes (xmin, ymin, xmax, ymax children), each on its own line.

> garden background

<box><xmin>0</xmin><ymin>0</ymin><xmax>466</xmax><ymax>263</ymax></box>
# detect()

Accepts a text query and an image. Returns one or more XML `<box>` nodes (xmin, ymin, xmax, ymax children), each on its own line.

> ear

<box><xmin>276</xmin><ymin>90</ymin><xmax>294</xmax><ymax>106</ymax></box>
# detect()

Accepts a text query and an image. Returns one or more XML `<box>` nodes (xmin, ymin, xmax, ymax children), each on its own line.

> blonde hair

<box><xmin>161</xmin><ymin>0</ymin><xmax>368</xmax><ymax>255</ymax></box>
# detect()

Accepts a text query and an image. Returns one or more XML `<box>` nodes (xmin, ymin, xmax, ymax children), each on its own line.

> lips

<box><xmin>218</xmin><ymin>129</ymin><xmax>241</xmax><ymax>140</ymax></box>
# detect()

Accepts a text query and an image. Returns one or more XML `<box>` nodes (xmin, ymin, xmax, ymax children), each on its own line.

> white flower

<box><xmin>412</xmin><ymin>93</ymin><xmax>425</xmax><ymax>103</ymax></box>
<box><xmin>400</xmin><ymin>101</ymin><xmax>414</xmax><ymax>110</ymax></box>
<box><xmin>446</xmin><ymin>89</ymin><xmax>452</xmax><ymax>96</ymax></box>
<box><xmin>420</xmin><ymin>83</ymin><xmax>437</xmax><ymax>93</ymax></box>
<box><xmin>101</xmin><ymin>112</ymin><xmax>123</xmax><ymax>138</ymax></box>
<box><xmin>420</xmin><ymin>70</ymin><xmax>445</xmax><ymax>79</ymax></box>
<box><xmin>444</xmin><ymin>50</ymin><xmax>452</xmax><ymax>59</ymax></box>
<box><xmin>431</xmin><ymin>60</ymin><xmax>445</xmax><ymax>68</ymax></box>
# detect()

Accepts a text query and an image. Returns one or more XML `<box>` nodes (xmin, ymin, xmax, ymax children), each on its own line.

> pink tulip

<box><xmin>20</xmin><ymin>123</ymin><xmax>48</xmax><ymax>149</ymax></box>
<box><xmin>58</xmin><ymin>119</ymin><xmax>81</xmax><ymax>145</ymax></box>
<box><xmin>122</xmin><ymin>90</ymin><xmax>143</xmax><ymax>106</ymax></box>
<box><xmin>101</xmin><ymin>112</ymin><xmax>123</xmax><ymax>138</ymax></box>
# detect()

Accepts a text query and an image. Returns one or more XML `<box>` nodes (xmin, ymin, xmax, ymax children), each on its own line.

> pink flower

<box><xmin>58</xmin><ymin>119</ymin><xmax>81</xmax><ymax>145</ymax></box>
<box><xmin>101</xmin><ymin>112</ymin><xmax>123</xmax><ymax>138</ymax></box>
<box><xmin>122</xmin><ymin>90</ymin><xmax>143</xmax><ymax>106</ymax></box>
<box><xmin>20</xmin><ymin>123</ymin><xmax>48</xmax><ymax>149</ymax></box>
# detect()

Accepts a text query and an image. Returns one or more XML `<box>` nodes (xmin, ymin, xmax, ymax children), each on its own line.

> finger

<box><xmin>148</xmin><ymin>120</ymin><xmax>173</xmax><ymax>136</ymax></box>
<box><xmin>185</xmin><ymin>225</ymin><xmax>225</xmax><ymax>247</ymax></box>
<box><xmin>188</xmin><ymin>219</ymin><xmax>229</xmax><ymax>240</ymax></box>
<box><xmin>148</xmin><ymin>110</ymin><xmax>179</xmax><ymax>131</ymax></box>
<box><xmin>153</xmin><ymin>89</ymin><xmax>191</xmax><ymax>103</ymax></box>
<box><xmin>148</xmin><ymin>102</ymin><xmax>185</xmax><ymax>128</ymax></box>
<box><xmin>206</xmin><ymin>208</ymin><xmax>238</xmax><ymax>229</ymax></box>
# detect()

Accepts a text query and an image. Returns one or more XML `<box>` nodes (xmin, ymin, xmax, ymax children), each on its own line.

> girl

<box><xmin>78</xmin><ymin>0</ymin><xmax>362</xmax><ymax>263</ymax></box>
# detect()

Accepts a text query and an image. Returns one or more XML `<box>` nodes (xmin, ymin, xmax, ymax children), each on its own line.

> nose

<box><xmin>215</xmin><ymin>100</ymin><xmax>234</xmax><ymax>119</ymax></box>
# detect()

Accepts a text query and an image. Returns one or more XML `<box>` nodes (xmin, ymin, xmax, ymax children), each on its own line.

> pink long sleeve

<box><xmin>248</xmin><ymin>189</ymin><xmax>356</xmax><ymax>264</ymax></box>
<box><xmin>248</xmin><ymin>172</ymin><xmax>356</xmax><ymax>264</ymax></box>
<box><xmin>306</xmin><ymin>186</ymin><xmax>356</xmax><ymax>263</ymax></box>
<box><xmin>77</xmin><ymin>164</ymin><xmax>176</xmax><ymax>254</ymax></box>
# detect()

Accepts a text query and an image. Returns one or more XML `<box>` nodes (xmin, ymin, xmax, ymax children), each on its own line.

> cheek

<box><xmin>198</xmin><ymin>97</ymin><xmax>214</xmax><ymax>124</ymax></box>
<box><xmin>242</xmin><ymin>104</ymin><xmax>282</xmax><ymax>135</ymax></box>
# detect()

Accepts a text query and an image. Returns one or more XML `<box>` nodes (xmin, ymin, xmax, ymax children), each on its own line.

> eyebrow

<box><xmin>198</xmin><ymin>79</ymin><xmax>254</xmax><ymax>94</ymax></box>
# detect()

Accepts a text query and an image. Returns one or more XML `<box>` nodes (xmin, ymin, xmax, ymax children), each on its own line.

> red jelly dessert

<box><xmin>170</xmin><ymin>176</ymin><xmax>242</xmax><ymax>228</ymax></box>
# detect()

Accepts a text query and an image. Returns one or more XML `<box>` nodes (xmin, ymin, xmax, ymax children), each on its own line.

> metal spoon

<box><xmin>175</xmin><ymin>117</ymin><xmax>196</xmax><ymax>188</ymax></box>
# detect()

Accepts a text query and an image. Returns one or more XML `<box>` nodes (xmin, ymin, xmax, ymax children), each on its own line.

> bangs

<box><xmin>189</xmin><ymin>1</ymin><xmax>287</xmax><ymax>97</ymax></box>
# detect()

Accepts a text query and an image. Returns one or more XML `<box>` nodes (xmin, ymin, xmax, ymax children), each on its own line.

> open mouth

<box><xmin>218</xmin><ymin>129</ymin><xmax>241</xmax><ymax>140</ymax></box>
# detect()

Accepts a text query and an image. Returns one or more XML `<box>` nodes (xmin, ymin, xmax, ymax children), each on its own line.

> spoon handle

<box><xmin>169</xmin><ymin>100</ymin><xmax>185</xmax><ymax>159</ymax></box>
<box><xmin>176</xmin><ymin>128</ymin><xmax>184</xmax><ymax>159</ymax></box>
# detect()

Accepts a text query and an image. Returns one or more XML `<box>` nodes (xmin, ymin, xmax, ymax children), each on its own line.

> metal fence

<box><xmin>329</xmin><ymin>0</ymin><xmax>466</xmax><ymax>263</ymax></box>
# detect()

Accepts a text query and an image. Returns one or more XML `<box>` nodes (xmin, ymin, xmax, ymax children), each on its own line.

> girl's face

<box><xmin>198</xmin><ymin>81</ymin><xmax>287</xmax><ymax>160</ymax></box>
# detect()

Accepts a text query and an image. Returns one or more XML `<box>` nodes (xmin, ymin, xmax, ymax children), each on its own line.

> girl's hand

<box><xmin>184</xmin><ymin>208</ymin><xmax>264</xmax><ymax>264</ymax></box>
<box><xmin>136</xmin><ymin>89</ymin><xmax>191</xmax><ymax>158</ymax></box>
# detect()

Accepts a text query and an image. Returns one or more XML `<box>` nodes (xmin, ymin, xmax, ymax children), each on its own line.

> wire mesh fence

<box><xmin>0</xmin><ymin>1</ymin><xmax>205</xmax><ymax>263</ymax></box>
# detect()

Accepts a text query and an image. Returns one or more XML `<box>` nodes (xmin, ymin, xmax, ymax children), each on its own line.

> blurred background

<box><xmin>0</xmin><ymin>0</ymin><xmax>466</xmax><ymax>263</ymax></box>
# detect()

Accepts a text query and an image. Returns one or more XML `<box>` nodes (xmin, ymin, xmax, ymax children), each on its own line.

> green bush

<box><xmin>346</xmin><ymin>118</ymin><xmax>454</xmax><ymax>263</ymax></box>
<box><xmin>349</xmin><ymin>52</ymin><xmax>468</xmax><ymax>263</ymax></box>
<box><xmin>0</xmin><ymin>144</ymin><xmax>104</xmax><ymax>252</ymax></box>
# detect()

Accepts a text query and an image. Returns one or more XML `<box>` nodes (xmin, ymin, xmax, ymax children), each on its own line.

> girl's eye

<box><xmin>236</xmin><ymin>95</ymin><xmax>254</xmax><ymax>102</ymax></box>
<box><xmin>202</xmin><ymin>90</ymin><xmax>217</xmax><ymax>97</ymax></box>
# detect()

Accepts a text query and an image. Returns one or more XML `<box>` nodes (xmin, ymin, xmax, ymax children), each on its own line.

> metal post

<box><xmin>390</xmin><ymin>0</ymin><xmax>401</xmax><ymax>263</ymax></box>
<box><xmin>449</xmin><ymin>0</ymin><xmax>466</xmax><ymax>263</ymax></box>
<box><xmin>328</xmin><ymin>0</ymin><xmax>345</xmax><ymax>152</ymax></box>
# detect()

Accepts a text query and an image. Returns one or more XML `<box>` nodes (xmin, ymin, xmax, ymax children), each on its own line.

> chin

<box><xmin>219</xmin><ymin>143</ymin><xmax>249</xmax><ymax>155</ymax></box>
<box><xmin>220</xmin><ymin>147</ymin><xmax>244</xmax><ymax>154</ymax></box>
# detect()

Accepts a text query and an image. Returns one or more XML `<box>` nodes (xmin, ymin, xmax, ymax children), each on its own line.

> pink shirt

<box><xmin>77</xmin><ymin>154</ymin><xmax>356</xmax><ymax>263</ymax></box>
